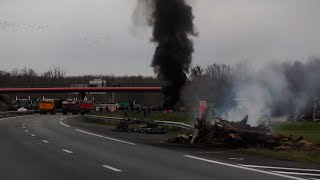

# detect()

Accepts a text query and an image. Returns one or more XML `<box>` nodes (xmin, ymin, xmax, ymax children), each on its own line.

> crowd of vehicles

<box><xmin>10</xmin><ymin>96</ymin><xmax>95</xmax><ymax>115</ymax></box>
<box><xmin>61</xmin><ymin>98</ymin><xmax>95</xmax><ymax>115</ymax></box>
<box><xmin>9</xmin><ymin>96</ymin><xmax>169</xmax><ymax>115</ymax></box>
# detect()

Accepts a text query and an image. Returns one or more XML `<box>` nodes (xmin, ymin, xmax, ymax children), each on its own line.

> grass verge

<box><xmin>237</xmin><ymin>148</ymin><xmax>320</xmax><ymax>164</ymax></box>
<box><xmin>238</xmin><ymin>121</ymin><xmax>320</xmax><ymax>164</ymax></box>
<box><xmin>271</xmin><ymin>121</ymin><xmax>320</xmax><ymax>144</ymax></box>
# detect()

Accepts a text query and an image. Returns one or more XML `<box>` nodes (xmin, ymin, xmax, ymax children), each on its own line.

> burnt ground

<box><xmin>65</xmin><ymin>116</ymin><xmax>320</xmax><ymax>170</ymax></box>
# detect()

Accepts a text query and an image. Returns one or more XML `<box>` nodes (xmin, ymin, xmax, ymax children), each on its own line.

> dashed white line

<box><xmin>30</xmin><ymin>134</ymin><xmax>36</xmax><ymax>137</ymax></box>
<box><xmin>271</xmin><ymin>171</ymin><xmax>320</xmax><ymax>177</ymax></box>
<box><xmin>102</xmin><ymin>165</ymin><xmax>122</xmax><ymax>172</ymax></box>
<box><xmin>42</xmin><ymin>140</ymin><xmax>49</xmax><ymax>144</ymax></box>
<box><xmin>75</xmin><ymin>129</ymin><xmax>136</xmax><ymax>145</ymax></box>
<box><xmin>62</xmin><ymin>149</ymin><xmax>73</xmax><ymax>154</ymax></box>
<box><xmin>22</xmin><ymin>126</ymin><xmax>26</xmax><ymax>129</ymax></box>
<box><xmin>25</xmin><ymin>130</ymin><xmax>29</xmax><ymax>133</ymax></box>
<box><xmin>60</xmin><ymin>121</ymin><xmax>70</xmax><ymax>128</ymax></box>
<box><xmin>238</xmin><ymin>164</ymin><xmax>320</xmax><ymax>172</ymax></box>
<box><xmin>184</xmin><ymin>155</ymin><xmax>305</xmax><ymax>180</ymax></box>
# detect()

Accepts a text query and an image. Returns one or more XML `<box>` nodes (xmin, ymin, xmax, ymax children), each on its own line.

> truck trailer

<box><xmin>62</xmin><ymin>99</ymin><xmax>80</xmax><ymax>115</ymax></box>
<box><xmin>39</xmin><ymin>99</ymin><xmax>55</xmax><ymax>114</ymax></box>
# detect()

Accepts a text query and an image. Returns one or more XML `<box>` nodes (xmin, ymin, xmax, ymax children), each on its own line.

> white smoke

<box><xmin>224</xmin><ymin>61</ymin><xmax>289</xmax><ymax>125</ymax></box>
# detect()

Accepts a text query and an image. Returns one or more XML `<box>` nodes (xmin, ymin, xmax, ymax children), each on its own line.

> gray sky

<box><xmin>1</xmin><ymin>0</ymin><xmax>320</xmax><ymax>76</ymax></box>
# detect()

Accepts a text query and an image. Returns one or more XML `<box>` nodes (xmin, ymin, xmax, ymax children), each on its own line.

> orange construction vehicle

<box><xmin>39</xmin><ymin>99</ymin><xmax>56</xmax><ymax>114</ymax></box>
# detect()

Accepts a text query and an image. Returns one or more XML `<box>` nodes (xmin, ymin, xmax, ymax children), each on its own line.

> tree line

<box><xmin>0</xmin><ymin>67</ymin><xmax>164</xmax><ymax>88</ymax></box>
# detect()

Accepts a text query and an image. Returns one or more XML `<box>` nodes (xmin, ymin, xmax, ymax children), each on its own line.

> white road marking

<box><xmin>42</xmin><ymin>140</ymin><xmax>49</xmax><ymax>144</ymax></box>
<box><xmin>197</xmin><ymin>151</ymin><xmax>222</xmax><ymax>154</ymax></box>
<box><xmin>102</xmin><ymin>165</ymin><xmax>122</xmax><ymax>172</ymax></box>
<box><xmin>60</xmin><ymin>121</ymin><xmax>70</xmax><ymax>128</ymax></box>
<box><xmin>184</xmin><ymin>155</ymin><xmax>305</xmax><ymax>180</ymax></box>
<box><xmin>238</xmin><ymin>164</ymin><xmax>320</xmax><ymax>172</ymax></box>
<box><xmin>31</xmin><ymin>134</ymin><xmax>36</xmax><ymax>137</ymax></box>
<box><xmin>22</xmin><ymin>126</ymin><xmax>25</xmax><ymax>129</ymax></box>
<box><xmin>229</xmin><ymin>158</ymin><xmax>244</xmax><ymax>160</ymax></box>
<box><xmin>25</xmin><ymin>130</ymin><xmax>29</xmax><ymax>133</ymax></box>
<box><xmin>75</xmin><ymin>129</ymin><xmax>136</xmax><ymax>145</ymax></box>
<box><xmin>60</xmin><ymin>117</ymin><xmax>67</xmax><ymax>121</ymax></box>
<box><xmin>62</xmin><ymin>149</ymin><xmax>73</xmax><ymax>154</ymax></box>
<box><xmin>271</xmin><ymin>171</ymin><xmax>320</xmax><ymax>177</ymax></box>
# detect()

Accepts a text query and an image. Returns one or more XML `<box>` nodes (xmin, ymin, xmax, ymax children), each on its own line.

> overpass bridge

<box><xmin>0</xmin><ymin>87</ymin><xmax>162</xmax><ymax>100</ymax></box>
<box><xmin>0</xmin><ymin>87</ymin><xmax>161</xmax><ymax>93</ymax></box>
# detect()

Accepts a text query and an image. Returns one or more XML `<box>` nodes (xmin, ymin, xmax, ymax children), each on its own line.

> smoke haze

<box><xmin>184</xmin><ymin>57</ymin><xmax>320</xmax><ymax>125</ymax></box>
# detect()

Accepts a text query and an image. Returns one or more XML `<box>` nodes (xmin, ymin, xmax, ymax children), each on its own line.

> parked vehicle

<box><xmin>80</xmin><ymin>100</ymin><xmax>94</xmax><ymax>115</ymax></box>
<box><xmin>62</xmin><ymin>99</ymin><xmax>80</xmax><ymax>115</ymax></box>
<box><xmin>39</xmin><ymin>99</ymin><xmax>55</xmax><ymax>114</ymax></box>
<box><xmin>15</xmin><ymin>96</ymin><xmax>32</xmax><ymax>110</ymax></box>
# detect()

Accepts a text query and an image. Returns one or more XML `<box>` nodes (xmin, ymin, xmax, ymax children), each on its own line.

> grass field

<box><xmin>271</xmin><ymin>121</ymin><xmax>320</xmax><ymax>144</ymax></box>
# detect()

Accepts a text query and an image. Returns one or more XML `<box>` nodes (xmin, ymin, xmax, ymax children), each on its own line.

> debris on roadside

<box><xmin>114</xmin><ymin>119</ymin><xmax>166</xmax><ymax>134</ymax></box>
<box><xmin>168</xmin><ymin>108</ymin><xmax>318</xmax><ymax>151</ymax></box>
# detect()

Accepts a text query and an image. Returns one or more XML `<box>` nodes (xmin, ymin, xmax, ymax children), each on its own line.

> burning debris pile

<box><xmin>169</xmin><ymin>109</ymin><xmax>318</xmax><ymax>151</ymax></box>
<box><xmin>115</xmin><ymin>119</ymin><xmax>166</xmax><ymax>134</ymax></box>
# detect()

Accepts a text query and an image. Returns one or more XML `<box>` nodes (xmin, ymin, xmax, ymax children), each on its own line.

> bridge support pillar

<box><xmin>79</xmin><ymin>92</ymin><xmax>86</xmax><ymax>100</ymax></box>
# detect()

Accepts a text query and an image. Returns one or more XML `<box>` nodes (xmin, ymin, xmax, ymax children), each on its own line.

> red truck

<box><xmin>62</xmin><ymin>99</ymin><xmax>80</xmax><ymax>115</ymax></box>
<box><xmin>79</xmin><ymin>100</ymin><xmax>94</xmax><ymax>115</ymax></box>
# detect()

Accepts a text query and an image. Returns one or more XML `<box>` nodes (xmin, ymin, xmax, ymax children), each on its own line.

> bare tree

<box><xmin>189</xmin><ymin>65</ymin><xmax>204</xmax><ymax>81</ymax></box>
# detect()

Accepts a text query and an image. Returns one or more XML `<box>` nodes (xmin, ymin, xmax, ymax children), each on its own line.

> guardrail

<box><xmin>84</xmin><ymin>115</ymin><xmax>193</xmax><ymax>130</ymax></box>
<box><xmin>0</xmin><ymin>110</ymin><xmax>38</xmax><ymax>118</ymax></box>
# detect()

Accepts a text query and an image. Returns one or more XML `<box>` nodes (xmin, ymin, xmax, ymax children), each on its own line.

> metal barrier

<box><xmin>84</xmin><ymin>115</ymin><xmax>193</xmax><ymax>130</ymax></box>
<box><xmin>0</xmin><ymin>110</ymin><xmax>38</xmax><ymax>119</ymax></box>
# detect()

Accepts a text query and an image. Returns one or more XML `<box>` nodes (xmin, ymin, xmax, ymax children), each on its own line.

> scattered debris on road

<box><xmin>114</xmin><ymin>119</ymin><xmax>166</xmax><ymax>134</ymax></box>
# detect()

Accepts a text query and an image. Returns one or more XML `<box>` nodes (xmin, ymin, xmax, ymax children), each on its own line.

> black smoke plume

<box><xmin>146</xmin><ymin>0</ymin><xmax>197</xmax><ymax>108</ymax></box>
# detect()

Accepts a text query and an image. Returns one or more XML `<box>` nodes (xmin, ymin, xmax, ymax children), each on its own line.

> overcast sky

<box><xmin>0</xmin><ymin>0</ymin><xmax>320</xmax><ymax>76</ymax></box>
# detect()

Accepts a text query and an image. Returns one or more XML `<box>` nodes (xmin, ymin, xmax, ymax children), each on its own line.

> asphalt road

<box><xmin>0</xmin><ymin>115</ymin><xmax>318</xmax><ymax>180</ymax></box>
